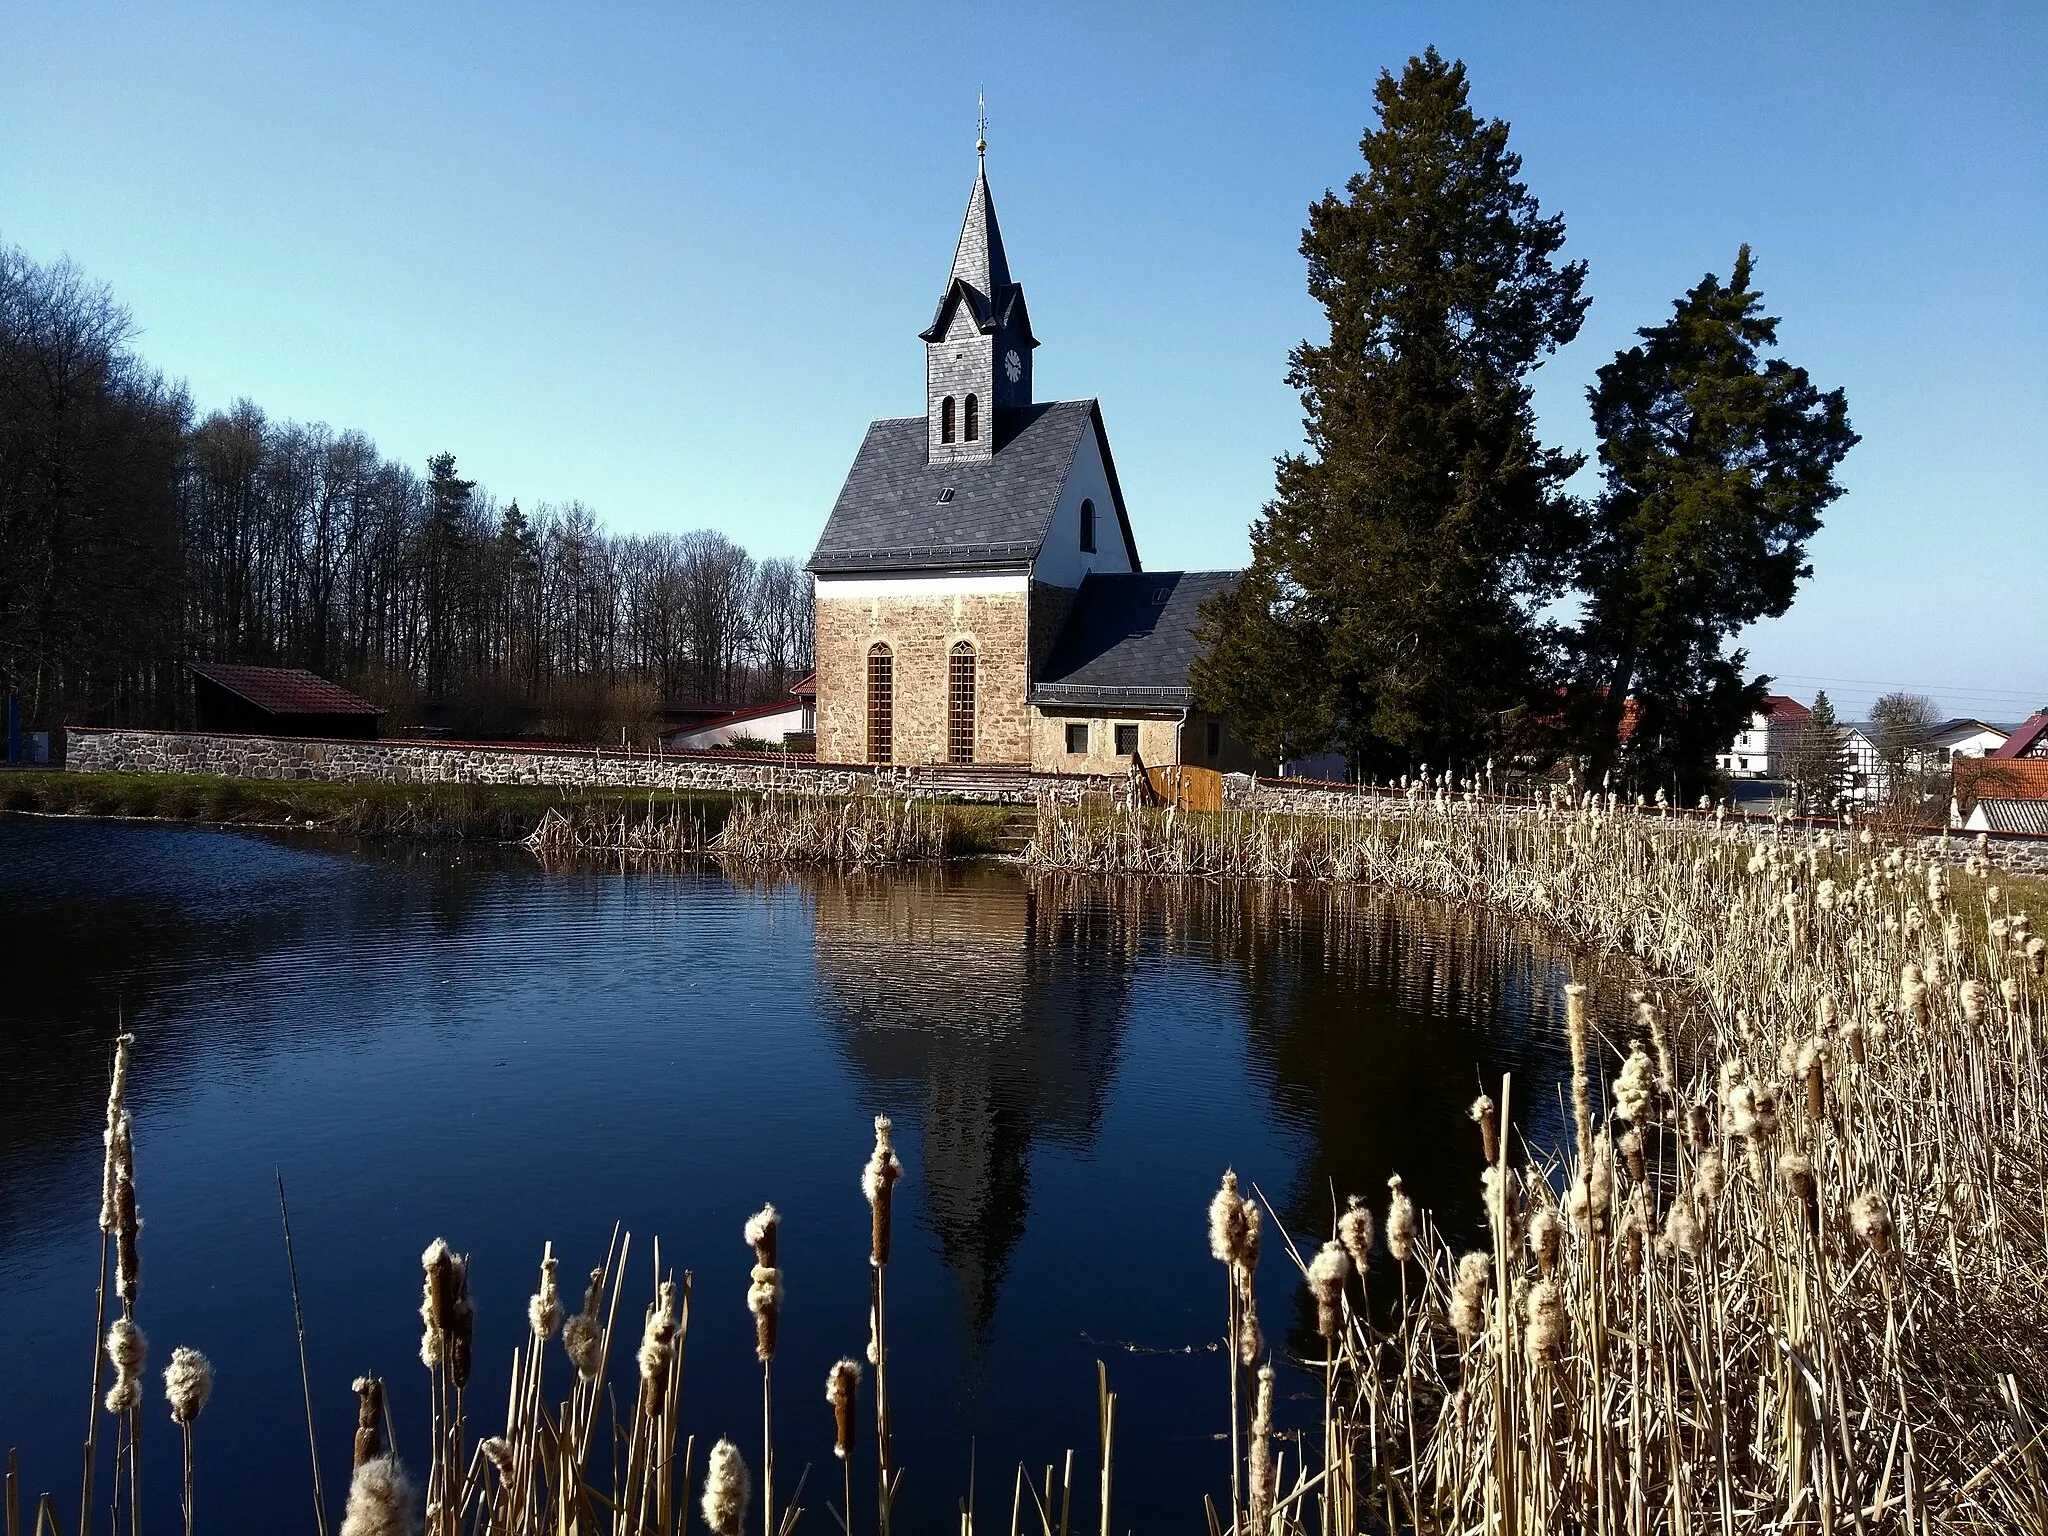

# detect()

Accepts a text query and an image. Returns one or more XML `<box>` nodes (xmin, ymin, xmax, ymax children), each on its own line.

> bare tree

<box><xmin>750</xmin><ymin>557</ymin><xmax>813</xmax><ymax>697</ymax></box>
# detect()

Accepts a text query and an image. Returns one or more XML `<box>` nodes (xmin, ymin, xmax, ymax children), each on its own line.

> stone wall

<box><xmin>64</xmin><ymin>727</ymin><xmax>1108</xmax><ymax>805</ymax></box>
<box><xmin>814</xmin><ymin>586</ymin><xmax>1032</xmax><ymax>766</ymax></box>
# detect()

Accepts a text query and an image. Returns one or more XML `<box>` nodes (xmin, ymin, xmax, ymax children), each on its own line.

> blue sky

<box><xmin>3</xmin><ymin>3</ymin><xmax>2042</xmax><ymax>721</ymax></box>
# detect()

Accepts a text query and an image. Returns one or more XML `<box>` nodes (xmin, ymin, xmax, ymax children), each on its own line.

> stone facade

<box><xmin>814</xmin><ymin>586</ymin><xmax>1032</xmax><ymax>765</ymax></box>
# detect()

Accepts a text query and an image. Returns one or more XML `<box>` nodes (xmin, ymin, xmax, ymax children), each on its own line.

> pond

<box><xmin>0</xmin><ymin>817</ymin><xmax>1634</xmax><ymax>1531</ymax></box>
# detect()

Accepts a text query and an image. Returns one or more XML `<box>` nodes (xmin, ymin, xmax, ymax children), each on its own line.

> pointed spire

<box><xmin>948</xmin><ymin>160</ymin><xmax>1011</xmax><ymax>301</ymax></box>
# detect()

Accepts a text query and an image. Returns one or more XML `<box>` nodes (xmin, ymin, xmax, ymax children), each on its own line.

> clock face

<box><xmin>1004</xmin><ymin>349</ymin><xmax>1022</xmax><ymax>384</ymax></box>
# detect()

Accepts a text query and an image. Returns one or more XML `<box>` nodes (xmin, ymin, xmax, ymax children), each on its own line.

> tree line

<box><xmin>0</xmin><ymin>246</ymin><xmax>812</xmax><ymax>740</ymax></box>
<box><xmin>1194</xmin><ymin>48</ymin><xmax>1859</xmax><ymax>797</ymax></box>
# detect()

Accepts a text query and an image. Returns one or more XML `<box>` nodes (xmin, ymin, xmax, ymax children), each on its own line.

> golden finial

<box><xmin>977</xmin><ymin>89</ymin><xmax>987</xmax><ymax>169</ymax></box>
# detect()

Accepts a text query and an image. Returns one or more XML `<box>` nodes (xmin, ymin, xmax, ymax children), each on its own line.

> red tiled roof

<box><xmin>791</xmin><ymin>672</ymin><xmax>817</xmax><ymax>698</ymax></box>
<box><xmin>1991</xmin><ymin>711</ymin><xmax>2048</xmax><ymax>760</ymax></box>
<box><xmin>1763</xmin><ymin>694</ymin><xmax>1811</xmax><ymax>720</ymax></box>
<box><xmin>188</xmin><ymin>663</ymin><xmax>382</xmax><ymax>716</ymax></box>
<box><xmin>1955</xmin><ymin>757</ymin><xmax>2048</xmax><ymax>813</ymax></box>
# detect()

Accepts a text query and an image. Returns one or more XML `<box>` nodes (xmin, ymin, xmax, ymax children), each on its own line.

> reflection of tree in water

<box><xmin>1026</xmin><ymin>875</ymin><xmax>1633</xmax><ymax>1288</ymax></box>
<box><xmin>809</xmin><ymin>867</ymin><xmax>1134</xmax><ymax>1344</ymax></box>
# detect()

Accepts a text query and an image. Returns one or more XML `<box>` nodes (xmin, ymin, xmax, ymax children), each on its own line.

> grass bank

<box><xmin>0</xmin><ymin>770</ymin><xmax>1017</xmax><ymax>857</ymax></box>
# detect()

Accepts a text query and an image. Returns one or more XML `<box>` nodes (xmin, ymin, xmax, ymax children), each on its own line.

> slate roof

<box><xmin>918</xmin><ymin>167</ymin><xmax>1036</xmax><ymax>349</ymax></box>
<box><xmin>1968</xmin><ymin>798</ymin><xmax>2048</xmax><ymax>836</ymax></box>
<box><xmin>1029</xmin><ymin>571</ymin><xmax>1240</xmax><ymax>708</ymax></box>
<box><xmin>808</xmin><ymin>399</ymin><xmax>1137</xmax><ymax>573</ymax></box>
<box><xmin>187</xmin><ymin>662</ymin><xmax>382</xmax><ymax>717</ymax></box>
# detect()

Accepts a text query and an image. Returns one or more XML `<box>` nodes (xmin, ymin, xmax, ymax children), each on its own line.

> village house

<box><xmin>804</xmin><ymin>148</ymin><xmax>1253</xmax><ymax>775</ymax></box>
<box><xmin>1715</xmin><ymin>695</ymin><xmax>1810</xmax><ymax>780</ymax></box>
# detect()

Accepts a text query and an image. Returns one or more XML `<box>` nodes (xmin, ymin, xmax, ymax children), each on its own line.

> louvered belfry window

<box><xmin>963</xmin><ymin>394</ymin><xmax>978</xmax><ymax>442</ymax></box>
<box><xmin>947</xmin><ymin>642</ymin><xmax>976</xmax><ymax>764</ymax></box>
<box><xmin>867</xmin><ymin>645</ymin><xmax>894</xmax><ymax>764</ymax></box>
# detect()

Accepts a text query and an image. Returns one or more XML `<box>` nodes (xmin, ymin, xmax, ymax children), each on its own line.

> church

<box><xmin>805</xmin><ymin>149</ymin><xmax>1254</xmax><ymax>775</ymax></box>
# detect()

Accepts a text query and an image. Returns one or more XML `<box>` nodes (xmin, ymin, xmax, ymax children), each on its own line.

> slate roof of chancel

<box><xmin>807</xmin><ymin>399</ymin><xmax>1136</xmax><ymax>574</ymax></box>
<box><xmin>187</xmin><ymin>663</ymin><xmax>383</xmax><ymax>717</ymax></box>
<box><xmin>1029</xmin><ymin>571</ymin><xmax>1240</xmax><ymax>708</ymax></box>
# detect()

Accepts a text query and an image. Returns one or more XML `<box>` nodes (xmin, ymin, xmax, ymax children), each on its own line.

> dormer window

<box><xmin>941</xmin><ymin>396</ymin><xmax>956</xmax><ymax>444</ymax></box>
<box><xmin>964</xmin><ymin>394</ymin><xmax>979</xmax><ymax>441</ymax></box>
<box><xmin>1079</xmin><ymin>498</ymin><xmax>1096</xmax><ymax>553</ymax></box>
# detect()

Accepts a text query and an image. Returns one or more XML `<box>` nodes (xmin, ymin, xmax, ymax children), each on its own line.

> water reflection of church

<box><xmin>809</xmin><ymin>869</ymin><xmax>1133</xmax><ymax>1339</ymax></box>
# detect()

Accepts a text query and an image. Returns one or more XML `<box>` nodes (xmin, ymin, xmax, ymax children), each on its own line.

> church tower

<box><xmin>920</xmin><ymin>141</ymin><xmax>1036</xmax><ymax>465</ymax></box>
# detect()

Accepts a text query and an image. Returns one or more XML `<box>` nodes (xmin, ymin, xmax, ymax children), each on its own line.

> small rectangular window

<box><xmin>1064</xmin><ymin>722</ymin><xmax>1088</xmax><ymax>755</ymax></box>
<box><xmin>1206</xmin><ymin>721</ymin><xmax>1221</xmax><ymax>760</ymax></box>
<box><xmin>1114</xmin><ymin>723</ymin><xmax>1139</xmax><ymax>756</ymax></box>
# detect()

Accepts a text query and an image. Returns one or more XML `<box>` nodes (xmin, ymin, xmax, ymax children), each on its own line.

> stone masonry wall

<box><xmin>814</xmin><ymin>589</ymin><xmax>1031</xmax><ymax>765</ymax></box>
<box><xmin>64</xmin><ymin>728</ymin><xmax>1107</xmax><ymax>804</ymax></box>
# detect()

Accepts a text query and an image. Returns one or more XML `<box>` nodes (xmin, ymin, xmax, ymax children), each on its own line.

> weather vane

<box><xmin>977</xmin><ymin>89</ymin><xmax>987</xmax><ymax>169</ymax></box>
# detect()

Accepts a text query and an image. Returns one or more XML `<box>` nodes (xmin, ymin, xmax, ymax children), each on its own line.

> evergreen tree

<box><xmin>1192</xmin><ymin>48</ymin><xmax>1589</xmax><ymax>774</ymax></box>
<box><xmin>421</xmin><ymin>451</ymin><xmax>475</xmax><ymax>691</ymax></box>
<box><xmin>1785</xmin><ymin>691</ymin><xmax>1850</xmax><ymax>812</ymax></box>
<box><xmin>1573</xmin><ymin>248</ymin><xmax>1856</xmax><ymax>792</ymax></box>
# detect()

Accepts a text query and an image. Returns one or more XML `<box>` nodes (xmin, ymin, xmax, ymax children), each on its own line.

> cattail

<box><xmin>352</xmin><ymin>1376</ymin><xmax>386</xmax><ymax>1467</ymax></box>
<box><xmin>164</xmin><ymin>1346</ymin><xmax>212</xmax><ymax>1426</ymax></box>
<box><xmin>825</xmin><ymin>1360</ymin><xmax>860</xmax><ymax>1460</ymax></box>
<box><xmin>1565</xmin><ymin>983</ymin><xmax>1592</xmax><ymax>1174</ymax></box>
<box><xmin>745</xmin><ymin>1205</ymin><xmax>782</xmax><ymax>1363</ymax></box>
<box><xmin>1469</xmin><ymin>1093</ymin><xmax>1498</xmax><ymax>1164</ymax></box>
<box><xmin>1842</xmin><ymin>1016</ymin><xmax>1866</xmax><ymax>1065</ymax></box>
<box><xmin>1525</xmin><ymin>1279</ymin><xmax>1566</xmax><ymax>1372</ymax></box>
<box><xmin>529</xmin><ymin>1251</ymin><xmax>561</xmax><ymax>1339</ymax></box>
<box><xmin>1449</xmin><ymin>1252</ymin><xmax>1490</xmax><ymax>1339</ymax></box>
<box><xmin>1621</xmin><ymin>1185</ymin><xmax>1652</xmax><ymax>1271</ymax></box>
<box><xmin>1685</xmin><ymin>1103</ymin><xmax>1712</xmax><ymax>1151</ymax></box>
<box><xmin>1797</xmin><ymin>1040</ymin><xmax>1826</xmax><ymax>1120</ymax></box>
<box><xmin>1662</xmin><ymin>1198</ymin><xmax>1701</xmax><ymax>1258</ymax></box>
<box><xmin>861</xmin><ymin>1117</ymin><xmax>903</xmax><ymax>1268</ymax></box>
<box><xmin>113</xmin><ymin>1164</ymin><xmax>142</xmax><ymax>1308</ymax></box>
<box><xmin>1960</xmin><ymin>979</ymin><xmax>1986</xmax><ymax>1024</ymax></box>
<box><xmin>339</xmin><ymin>1456</ymin><xmax>416</xmax><ymax>1536</ymax></box>
<box><xmin>419</xmin><ymin>1238</ymin><xmax>455</xmax><ymax>1368</ymax></box>
<box><xmin>701</xmin><ymin>1438</ymin><xmax>752</xmax><ymax>1536</ymax></box>
<box><xmin>1619</xmin><ymin>1127</ymin><xmax>1645</xmax><ymax>1184</ymax></box>
<box><xmin>1585</xmin><ymin>1134</ymin><xmax>1613</xmax><ymax>1238</ymax></box>
<box><xmin>1779</xmin><ymin>1152</ymin><xmax>1819</xmax><ymax>1232</ymax></box>
<box><xmin>480</xmin><ymin>1435</ymin><xmax>515</xmax><ymax>1480</ymax></box>
<box><xmin>1527</xmin><ymin>1208</ymin><xmax>1561</xmax><ymax>1276</ymax></box>
<box><xmin>1306</xmin><ymin>1241</ymin><xmax>1351</xmax><ymax>1340</ymax></box>
<box><xmin>1614</xmin><ymin>1044</ymin><xmax>1656</xmax><ymax>1125</ymax></box>
<box><xmin>1207</xmin><ymin>1169</ymin><xmax>1248</xmax><ymax>1266</ymax></box>
<box><xmin>1235</xmin><ymin>1200</ymin><xmax>1263</xmax><ymax>1364</ymax></box>
<box><xmin>1849</xmin><ymin>1190</ymin><xmax>1894</xmax><ymax>1256</ymax></box>
<box><xmin>1694</xmin><ymin>1150</ymin><xmax>1726</xmax><ymax>1206</ymax></box>
<box><xmin>1246</xmin><ymin>1363</ymin><xmax>1275</xmax><ymax>1536</ymax></box>
<box><xmin>1337</xmin><ymin>1195</ymin><xmax>1375</xmax><ymax>1275</ymax></box>
<box><xmin>563</xmin><ymin>1266</ymin><xmax>605</xmax><ymax>1381</ymax></box>
<box><xmin>638</xmin><ymin>1279</ymin><xmax>678</xmax><ymax>1417</ymax></box>
<box><xmin>1385</xmin><ymin>1174</ymin><xmax>1417</xmax><ymax>1263</ymax></box>
<box><xmin>104</xmin><ymin>1318</ymin><xmax>147</xmax><ymax>1414</ymax></box>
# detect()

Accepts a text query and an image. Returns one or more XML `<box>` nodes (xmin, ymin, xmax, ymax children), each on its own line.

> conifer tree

<box><xmin>1194</xmin><ymin>47</ymin><xmax>1589</xmax><ymax>773</ymax></box>
<box><xmin>1573</xmin><ymin>248</ymin><xmax>1856</xmax><ymax>791</ymax></box>
<box><xmin>1785</xmin><ymin>690</ymin><xmax>1851</xmax><ymax>812</ymax></box>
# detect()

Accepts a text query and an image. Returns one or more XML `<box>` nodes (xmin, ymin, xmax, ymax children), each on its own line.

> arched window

<box><xmin>866</xmin><ymin>644</ymin><xmax>894</xmax><ymax>764</ymax></box>
<box><xmin>947</xmin><ymin>642</ymin><xmax>976</xmax><ymax>764</ymax></box>
<box><xmin>963</xmin><ymin>393</ymin><xmax>978</xmax><ymax>441</ymax></box>
<box><xmin>940</xmin><ymin>396</ymin><xmax>956</xmax><ymax>444</ymax></box>
<box><xmin>1079</xmin><ymin>497</ymin><xmax>1096</xmax><ymax>553</ymax></box>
